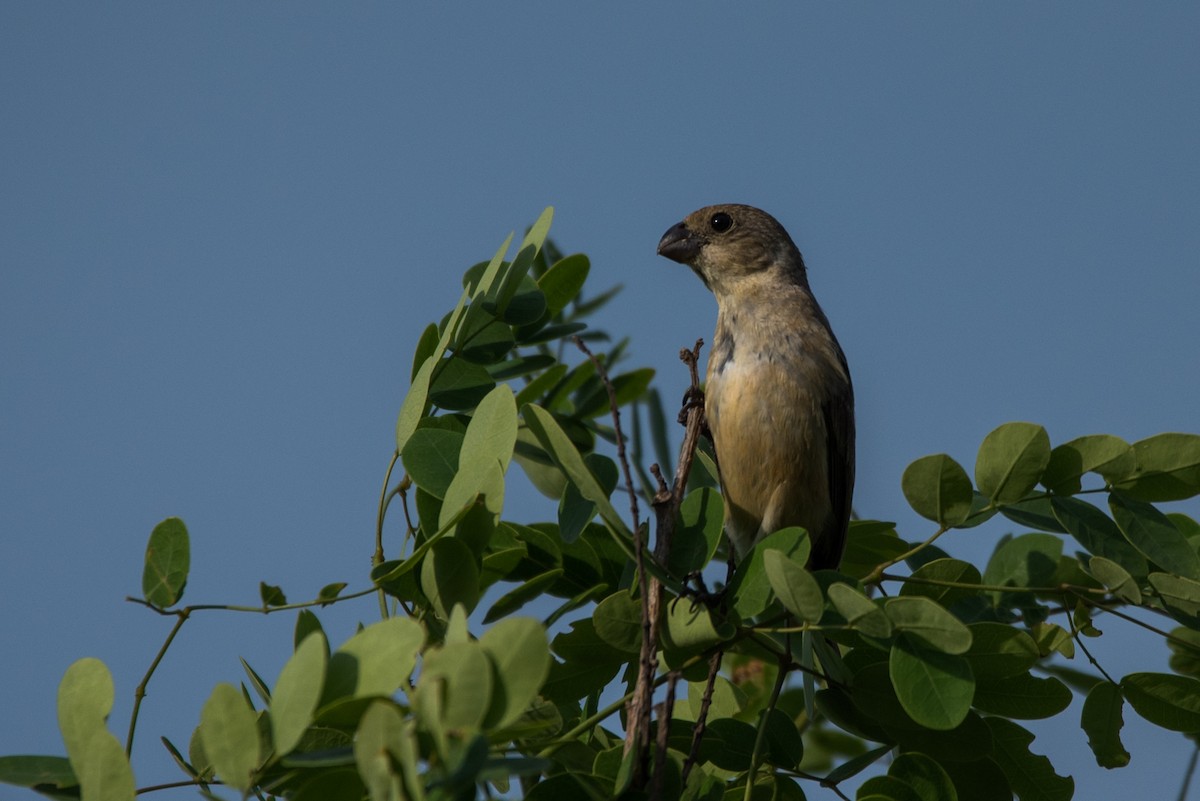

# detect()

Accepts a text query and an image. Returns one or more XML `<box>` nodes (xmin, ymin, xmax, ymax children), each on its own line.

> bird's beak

<box><xmin>657</xmin><ymin>222</ymin><xmax>699</xmax><ymax>264</ymax></box>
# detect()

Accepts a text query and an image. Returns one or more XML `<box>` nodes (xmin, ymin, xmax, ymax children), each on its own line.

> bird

<box><xmin>657</xmin><ymin>204</ymin><xmax>855</xmax><ymax>570</ymax></box>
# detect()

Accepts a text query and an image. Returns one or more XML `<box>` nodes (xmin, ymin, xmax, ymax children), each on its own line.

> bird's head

<box><xmin>656</xmin><ymin>204</ymin><xmax>807</xmax><ymax>296</ymax></box>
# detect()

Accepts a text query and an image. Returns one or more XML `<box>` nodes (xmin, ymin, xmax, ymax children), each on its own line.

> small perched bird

<box><xmin>657</xmin><ymin>204</ymin><xmax>855</xmax><ymax>570</ymax></box>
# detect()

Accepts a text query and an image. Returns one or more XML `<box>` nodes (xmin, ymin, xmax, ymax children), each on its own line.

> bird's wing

<box><xmin>814</xmin><ymin>382</ymin><xmax>855</xmax><ymax>570</ymax></box>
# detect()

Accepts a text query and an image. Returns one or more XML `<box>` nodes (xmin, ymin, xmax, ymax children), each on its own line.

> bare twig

<box><xmin>653</xmin><ymin>672</ymin><xmax>680</xmax><ymax>800</ymax></box>
<box><xmin>574</xmin><ymin>336</ymin><xmax>640</xmax><ymax>534</ymax></box>
<box><xmin>624</xmin><ymin>340</ymin><xmax>707</xmax><ymax>793</ymax></box>
<box><xmin>682</xmin><ymin>650</ymin><xmax>723</xmax><ymax>785</ymax></box>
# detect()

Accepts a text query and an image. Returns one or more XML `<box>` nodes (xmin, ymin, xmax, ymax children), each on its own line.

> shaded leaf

<box><xmin>1042</xmin><ymin>434</ymin><xmax>1134</xmax><ymax>494</ymax></box>
<box><xmin>889</xmin><ymin>633</ymin><xmax>974</xmax><ymax>730</ymax></box>
<box><xmin>1051</xmin><ymin>496</ymin><xmax>1147</xmax><ymax>578</ymax></box>
<box><xmin>972</xmin><ymin>674</ymin><xmax>1071</xmax><ymax>719</ymax></box>
<box><xmin>829</xmin><ymin>583</ymin><xmax>892</xmax><ymax>638</ymax></box>
<box><xmin>1110</xmin><ymin>492</ymin><xmax>1200</xmax><ymax>579</ymax></box>
<box><xmin>1121</xmin><ymin>672</ymin><xmax>1200</xmax><ymax>731</ymax></box>
<box><xmin>884</xmin><ymin>596</ymin><xmax>972</xmax><ymax>654</ymax></box>
<box><xmin>899</xmin><ymin>558</ymin><xmax>983</xmax><ymax>608</ymax></box>
<box><xmin>1115</xmin><ymin>432</ymin><xmax>1200</xmax><ymax>502</ymax></box>
<box><xmin>420</xmin><ymin>538</ymin><xmax>480</xmax><ymax>620</ymax></box>
<box><xmin>1081</xmin><ymin>682</ymin><xmax>1130</xmax><ymax>769</ymax></box>
<box><xmin>985</xmin><ymin>717</ymin><xmax>1074</xmax><ymax>801</ymax></box>
<box><xmin>480</xmin><ymin>618</ymin><xmax>551</xmax><ymax>730</ymax></box>
<box><xmin>964</xmin><ymin>623</ymin><xmax>1039</xmax><ymax>681</ymax></box>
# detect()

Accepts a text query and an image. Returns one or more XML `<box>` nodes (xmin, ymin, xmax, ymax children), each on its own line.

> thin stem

<box><xmin>1177</xmin><ymin>742</ymin><xmax>1200</xmax><ymax>801</ymax></box>
<box><xmin>743</xmin><ymin>656</ymin><xmax>789</xmax><ymax>801</ymax></box>
<box><xmin>126</xmin><ymin>610</ymin><xmax>190</xmax><ymax>757</ymax></box>
<box><xmin>1064</xmin><ymin>595</ymin><xmax>1118</xmax><ymax>685</ymax></box>
<box><xmin>126</xmin><ymin>584</ymin><xmax>378</xmax><ymax>617</ymax></box>
<box><xmin>375</xmin><ymin>450</ymin><xmax>401</xmax><ymax>618</ymax></box>
<box><xmin>861</xmin><ymin>525</ymin><xmax>949</xmax><ymax>585</ymax></box>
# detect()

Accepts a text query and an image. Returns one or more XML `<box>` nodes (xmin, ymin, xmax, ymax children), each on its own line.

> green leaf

<box><xmin>822</xmin><ymin>744</ymin><xmax>893</xmax><ymax>786</ymax></box>
<box><xmin>964</xmin><ymin>623</ymin><xmax>1039</xmax><ymax>681</ymax></box>
<box><xmin>353</xmin><ymin>701</ymin><xmax>405</xmax><ymax>801</ymax></box>
<box><xmin>829</xmin><ymin>583</ymin><xmax>892</xmax><ymax>638</ymax></box>
<box><xmin>1115</xmin><ymin>432</ymin><xmax>1200</xmax><ymax>502</ymax></box>
<box><xmin>941</xmin><ymin>759</ymin><xmax>1011</xmax><ymax>801</ymax></box>
<box><xmin>974</xmin><ymin>422</ymin><xmax>1051</xmax><ymax>505</ymax></box>
<box><xmin>538</xmin><ymin>253</ymin><xmax>590</xmax><ymax>316</ymax></box>
<box><xmin>889</xmin><ymin>752</ymin><xmax>957</xmax><ymax>801</ymax></box>
<box><xmin>972</xmin><ymin>673</ymin><xmax>1071</xmax><ymax>719</ymax></box>
<box><xmin>763</xmin><ymin>549</ymin><xmax>824</xmax><ymax>624</ymax></box>
<box><xmin>986</xmin><ymin>718</ymin><xmax>1074</xmax><ymax>801</ymax></box>
<box><xmin>727</xmin><ymin>527</ymin><xmax>812</xmax><ymax>620</ymax></box>
<box><xmin>858</xmin><ymin>775</ymin><xmax>923</xmax><ymax>801</ymax></box>
<box><xmin>981</xmin><ymin>532</ymin><xmax>1061</xmax><ymax>593</ymax></box>
<box><xmin>270</xmin><ymin>631</ymin><xmax>328</xmax><ymax>756</ymax></box>
<box><xmin>998</xmin><ymin>495</ymin><xmax>1067</xmax><ymax>534</ymax></box>
<box><xmin>669</xmin><ymin>487</ymin><xmax>724</xmax><ymax>576</ymax></box>
<box><xmin>884</xmin><ymin>596</ymin><xmax>973</xmax><ymax>654</ymax></box>
<box><xmin>428</xmin><ymin>356</ymin><xmax>496</xmax><ymax>411</ymax></box>
<box><xmin>1121</xmin><ymin>672</ymin><xmax>1200</xmax><ymax>732</ymax></box>
<box><xmin>260</xmin><ymin>581</ymin><xmax>287</xmax><ymax>607</ymax></box>
<box><xmin>1051</xmin><ymin>496</ymin><xmax>1148</xmax><ymax>578</ymax></box>
<box><xmin>410</xmin><ymin>322</ymin><xmax>439</xmax><ymax>381</ymax></box>
<box><xmin>418</xmin><ymin>642</ymin><xmax>493</xmax><ymax>731</ymax></box>
<box><xmin>1149</xmin><ymin>572</ymin><xmax>1200</xmax><ymax>629</ymax></box>
<box><xmin>1042</xmin><ymin>434</ymin><xmax>1135</xmax><ymax>494</ymax></box>
<box><xmin>456</xmin><ymin>315</ymin><xmax>515</xmax><ymax>364</ymax></box>
<box><xmin>592</xmin><ymin>591</ymin><xmax>642</xmax><ymax>654</ymax></box>
<box><xmin>142</xmin><ymin>517</ymin><xmax>189</xmax><ymax>607</ymax></box>
<box><xmin>75</xmin><ymin>730</ymin><xmax>136</xmax><ymax>801</ymax></box>
<box><xmin>1080</xmin><ymin>682</ymin><xmax>1130</xmax><ymax>768</ymax></box>
<box><xmin>1110</xmin><ymin>492</ymin><xmax>1200</xmax><ymax>579</ymax></box>
<box><xmin>889</xmin><ymin>633</ymin><xmax>974</xmax><ymax>730</ymax></box>
<box><xmin>487</xmin><ymin>353</ymin><xmax>556</xmax><ymax>380</ymax></box>
<box><xmin>292</xmin><ymin>614</ymin><xmax>332</xmax><ymax>653</ymax></box>
<box><xmin>321</xmin><ymin>618</ymin><xmax>424</xmax><ymax>706</ymax></box>
<box><xmin>0</xmin><ymin>755</ymin><xmax>76</xmax><ymax>793</ymax></box>
<box><xmin>662</xmin><ymin>597</ymin><xmax>731</xmax><ymax>655</ymax></box>
<box><xmin>200</xmin><ymin>683</ymin><xmax>261</xmax><ymax>791</ymax></box>
<box><xmin>902</xmin><ymin>454</ymin><xmax>973</xmax><ymax>526</ymax></box>
<box><xmin>1168</xmin><ymin>627</ymin><xmax>1200</xmax><ymax>678</ymax></box>
<box><xmin>839</xmin><ymin>520</ymin><xmax>909</xmax><ymax>580</ymax></box>
<box><xmin>523</xmin><ymin>404</ymin><xmax>632</xmax><ymax>542</ymax></box>
<box><xmin>484</xmin><ymin>569</ymin><xmax>563</xmax><ymax>622</ymax></box>
<box><xmin>1088</xmin><ymin>556</ymin><xmax>1142</xmax><ymax>604</ymax></box>
<box><xmin>420</xmin><ymin>538</ymin><xmax>480</xmax><ymax>620</ymax></box>
<box><xmin>57</xmin><ymin>658</ymin><xmax>114</xmax><ymax>764</ymax></box>
<box><xmin>576</xmin><ymin>368</ymin><xmax>656</xmax><ymax>418</ymax></box>
<box><xmin>318</xmin><ymin>582</ymin><xmax>346</xmax><ymax>603</ymax></box>
<box><xmin>558</xmin><ymin>453</ymin><xmax>619</xmax><ymax>543</ymax></box>
<box><xmin>480</xmin><ymin>618</ymin><xmax>551</xmax><ymax>730</ymax></box>
<box><xmin>396</xmin><ymin>355</ymin><xmax>436</xmax><ymax>452</ymax></box>
<box><xmin>401</xmin><ymin>427</ymin><xmax>463</xmax><ymax>499</ymax></box>
<box><xmin>698</xmin><ymin>718</ymin><xmax>757</xmax><ymax>771</ymax></box>
<box><xmin>760</xmin><ymin>708</ymin><xmax>803</xmax><ymax>769</ymax></box>
<box><xmin>899</xmin><ymin>558</ymin><xmax>983</xmax><ymax>608</ymax></box>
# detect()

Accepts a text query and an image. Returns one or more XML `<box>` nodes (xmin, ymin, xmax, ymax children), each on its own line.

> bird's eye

<box><xmin>710</xmin><ymin>212</ymin><xmax>733</xmax><ymax>233</ymax></box>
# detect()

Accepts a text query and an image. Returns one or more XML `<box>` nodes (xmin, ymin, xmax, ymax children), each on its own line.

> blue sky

<box><xmin>2</xmin><ymin>4</ymin><xmax>1198</xmax><ymax>799</ymax></box>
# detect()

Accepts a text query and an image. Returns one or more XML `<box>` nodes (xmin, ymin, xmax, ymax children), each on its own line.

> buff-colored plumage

<box><xmin>657</xmin><ymin>204</ymin><xmax>855</xmax><ymax>569</ymax></box>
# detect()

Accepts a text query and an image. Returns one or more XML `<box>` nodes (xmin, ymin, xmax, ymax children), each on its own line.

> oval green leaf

<box><xmin>142</xmin><ymin>517</ymin><xmax>190</xmax><ymax>608</ymax></box>
<box><xmin>902</xmin><ymin>454</ymin><xmax>973</xmax><ymax>526</ymax></box>
<box><xmin>974</xmin><ymin>422</ymin><xmax>1051</xmax><ymax>505</ymax></box>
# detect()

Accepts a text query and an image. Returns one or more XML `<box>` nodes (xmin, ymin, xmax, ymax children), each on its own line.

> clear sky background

<box><xmin>3</xmin><ymin>4</ymin><xmax>1198</xmax><ymax>799</ymax></box>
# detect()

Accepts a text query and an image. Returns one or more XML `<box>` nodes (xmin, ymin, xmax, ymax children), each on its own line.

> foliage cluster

<box><xmin>4</xmin><ymin>209</ymin><xmax>1200</xmax><ymax>801</ymax></box>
